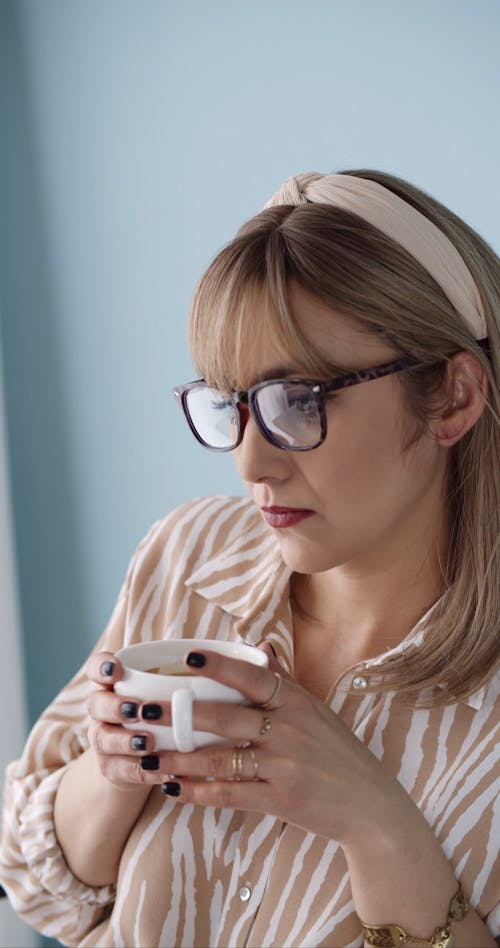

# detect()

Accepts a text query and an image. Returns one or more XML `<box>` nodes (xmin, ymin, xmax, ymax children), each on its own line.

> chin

<box><xmin>274</xmin><ymin>535</ymin><xmax>346</xmax><ymax>574</ymax></box>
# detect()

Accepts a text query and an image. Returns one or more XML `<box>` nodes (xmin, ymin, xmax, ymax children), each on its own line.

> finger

<box><xmin>191</xmin><ymin>700</ymin><xmax>277</xmax><ymax>744</ymax></box>
<box><xmin>93</xmin><ymin>748</ymin><xmax>164</xmax><ymax>789</ymax></box>
<box><xmin>85</xmin><ymin>651</ymin><xmax>124</xmax><ymax>687</ymax></box>
<box><xmin>159</xmin><ymin>777</ymin><xmax>276</xmax><ymax>814</ymax></box>
<box><xmin>87</xmin><ymin>689</ymin><xmax>168</xmax><ymax>726</ymax></box>
<box><xmin>88</xmin><ymin>720</ymin><xmax>156</xmax><ymax>756</ymax></box>
<box><xmin>183</xmin><ymin>649</ymin><xmax>287</xmax><ymax>709</ymax></box>
<box><xmin>136</xmin><ymin>743</ymin><xmax>273</xmax><ymax>783</ymax></box>
<box><xmin>88</xmin><ymin>688</ymin><xmax>135</xmax><ymax>724</ymax></box>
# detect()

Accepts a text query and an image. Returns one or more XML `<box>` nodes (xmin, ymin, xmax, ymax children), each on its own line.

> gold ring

<box><xmin>260</xmin><ymin>672</ymin><xmax>282</xmax><ymax>709</ymax></box>
<box><xmin>260</xmin><ymin>716</ymin><xmax>272</xmax><ymax>736</ymax></box>
<box><xmin>232</xmin><ymin>747</ymin><xmax>243</xmax><ymax>781</ymax></box>
<box><xmin>249</xmin><ymin>747</ymin><xmax>259</xmax><ymax>781</ymax></box>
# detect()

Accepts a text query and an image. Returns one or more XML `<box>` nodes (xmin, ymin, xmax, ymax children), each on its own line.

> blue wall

<box><xmin>1</xmin><ymin>3</ymin><xmax>499</xmax><ymax>945</ymax></box>
<box><xmin>1</xmin><ymin>0</ymin><xmax>500</xmax><ymax>724</ymax></box>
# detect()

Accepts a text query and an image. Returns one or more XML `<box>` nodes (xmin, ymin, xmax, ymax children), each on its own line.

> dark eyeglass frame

<box><xmin>173</xmin><ymin>355</ymin><xmax>426</xmax><ymax>452</ymax></box>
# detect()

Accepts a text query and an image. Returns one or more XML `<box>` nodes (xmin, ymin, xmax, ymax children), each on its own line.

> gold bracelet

<box><xmin>361</xmin><ymin>882</ymin><xmax>468</xmax><ymax>947</ymax></box>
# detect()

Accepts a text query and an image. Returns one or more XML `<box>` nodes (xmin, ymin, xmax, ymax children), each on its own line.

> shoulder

<box><xmin>126</xmin><ymin>495</ymin><xmax>266</xmax><ymax>590</ymax></box>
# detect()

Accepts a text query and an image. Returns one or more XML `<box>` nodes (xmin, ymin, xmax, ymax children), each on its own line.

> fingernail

<box><xmin>161</xmin><ymin>781</ymin><xmax>181</xmax><ymax>796</ymax></box>
<box><xmin>186</xmin><ymin>652</ymin><xmax>206</xmax><ymax>668</ymax></box>
<box><xmin>141</xmin><ymin>704</ymin><xmax>162</xmax><ymax>720</ymax></box>
<box><xmin>140</xmin><ymin>755</ymin><xmax>160</xmax><ymax>771</ymax></box>
<box><xmin>131</xmin><ymin>735</ymin><xmax>147</xmax><ymax>751</ymax></box>
<box><xmin>120</xmin><ymin>702</ymin><xmax>138</xmax><ymax>719</ymax></box>
<box><xmin>100</xmin><ymin>661</ymin><xmax>115</xmax><ymax>676</ymax></box>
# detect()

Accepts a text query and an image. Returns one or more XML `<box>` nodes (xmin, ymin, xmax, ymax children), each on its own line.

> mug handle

<box><xmin>171</xmin><ymin>687</ymin><xmax>195</xmax><ymax>753</ymax></box>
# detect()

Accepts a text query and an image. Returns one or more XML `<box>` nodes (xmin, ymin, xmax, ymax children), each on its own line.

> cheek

<box><xmin>314</xmin><ymin>412</ymin><xmax>439</xmax><ymax>527</ymax></box>
<box><xmin>311</xmin><ymin>400</ymin><xmax>440</xmax><ymax>532</ymax></box>
<box><xmin>314</xmin><ymin>410</ymin><xmax>402</xmax><ymax>493</ymax></box>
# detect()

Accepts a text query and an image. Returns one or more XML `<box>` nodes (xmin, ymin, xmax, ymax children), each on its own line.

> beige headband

<box><xmin>263</xmin><ymin>173</ymin><xmax>487</xmax><ymax>341</ymax></box>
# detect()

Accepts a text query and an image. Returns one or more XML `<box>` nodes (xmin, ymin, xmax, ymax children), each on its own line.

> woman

<box><xmin>0</xmin><ymin>170</ymin><xmax>498</xmax><ymax>947</ymax></box>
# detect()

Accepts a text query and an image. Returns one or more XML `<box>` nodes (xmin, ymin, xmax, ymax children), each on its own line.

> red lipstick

<box><xmin>260</xmin><ymin>506</ymin><xmax>315</xmax><ymax>528</ymax></box>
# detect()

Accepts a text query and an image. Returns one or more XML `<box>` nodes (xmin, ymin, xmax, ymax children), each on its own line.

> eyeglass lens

<box><xmin>185</xmin><ymin>381</ymin><xmax>323</xmax><ymax>449</ymax></box>
<box><xmin>256</xmin><ymin>382</ymin><xmax>321</xmax><ymax>447</ymax></box>
<box><xmin>185</xmin><ymin>386</ymin><xmax>238</xmax><ymax>449</ymax></box>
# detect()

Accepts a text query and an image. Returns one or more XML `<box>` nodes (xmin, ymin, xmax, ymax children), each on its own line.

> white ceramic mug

<box><xmin>114</xmin><ymin>639</ymin><xmax>268</xmax><ymax>752</ymax></box>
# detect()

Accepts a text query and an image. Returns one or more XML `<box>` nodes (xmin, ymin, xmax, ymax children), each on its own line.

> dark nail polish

<box><xmin>186</xmin><ymin>652</ymin><xmax>206</xmax><ymax>668</ymax></box>
<box><xmin>141</xmin><ymin>703</ymin><xmax>162</xmax><ymax>720</ymax></box>
<box><xmin>140</xmin><ymin>755</ymin><xmax>160</xmax><ymax>771</ymax></box>
<box><xmin>120</xmin><ymin>702</ymin><xmax>138</xmax><ymax>719</ymax></box>
<box><xmin>100</xmin><ymin>661</ymin><xmax>115</xmax><ymax>676</ymax></box>
<box><xmin>131</xmin><ymin>735</ymin><xmax>147</xmax><ymax>751</ymax></box>
<box><xmin>161</xmin><ymin>781</ymin><xmax>181</xmax><ymax>796</ymax></box>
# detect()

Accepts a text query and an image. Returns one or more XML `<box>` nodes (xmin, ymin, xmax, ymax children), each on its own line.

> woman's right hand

<box><xmin>85</xmin><ymin>650</ymin><xmax>160</xmax><ymax>790</ymax></box>
<box><xmin>53</xmin><ymin>651</ymin><xmax>159</xmax><ymax>888</ymax></box>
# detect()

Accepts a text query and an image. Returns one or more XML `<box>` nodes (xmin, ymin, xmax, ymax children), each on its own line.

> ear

<box><xmin>433</xmin><ymin>351</ymin><xmax>489</xmax><ymax>448</ymax></box>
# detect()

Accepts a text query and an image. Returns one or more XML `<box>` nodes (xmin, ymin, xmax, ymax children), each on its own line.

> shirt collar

<box><xmin>184</xmin><ymin>519</ymin><xmax>490</xmax><ymax>710</ymax></box>
<box><xmin>185</xmin><ymin>518</ymin><xmax>292</xmax><ymax>628</ymax></box>
<box><xmin>359</xmin><ymin>599</ymin><xmax>490</xmax><ymax>710</ymax></box>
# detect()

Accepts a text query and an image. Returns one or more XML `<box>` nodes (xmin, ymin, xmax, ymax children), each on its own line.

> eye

<box><xmin>208</xmin><ymin>393</ymin><xmax>239</xmax><ymax>430</ymax></box>
<box><xmin>288</xmin><ymin>390</ymin><xmax>318</xmax><ymax>416</ymax></box>
<box><xmin>210</xmin><ymin>396</ymin><xmax>233</xmax><ymax>412</ymax></box>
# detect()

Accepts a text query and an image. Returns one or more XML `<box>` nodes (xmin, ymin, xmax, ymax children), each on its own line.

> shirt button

<box><xmin>239</xmin><ymin>885</ymin><xmax>251</xmax><ymax>902</ymax></box>
<box><xmin>353</xmin><ymin>675</ymin><xmax>367</xmax><ymax>689</ymax></box>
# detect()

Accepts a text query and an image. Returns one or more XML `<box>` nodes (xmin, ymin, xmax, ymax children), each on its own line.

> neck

<box><xmin>292</xmin><ymin>515</ymin><xmax>450</xmax><ymax>665</ymax></box>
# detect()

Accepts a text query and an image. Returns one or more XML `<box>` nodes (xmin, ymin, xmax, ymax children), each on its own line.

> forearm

<box><xmin>343</xmin><ymin>802</ymin><xmax>495</xmax><ymax>948</ymax></box>
<box><xmin>54</xmin><ymin>747</ymin><xmax>152</xmax><ymax>887</ymax></box>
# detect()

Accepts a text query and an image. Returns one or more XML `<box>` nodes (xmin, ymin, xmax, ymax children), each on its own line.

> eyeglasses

<box><xmin>172</xmin><ymin>356</ymin><xmax>424</xmax><ymax>452</ymax></box>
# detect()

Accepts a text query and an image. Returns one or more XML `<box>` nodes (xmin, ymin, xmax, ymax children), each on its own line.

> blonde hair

<box><xmin>189</xmin><ymin>169</ymin><xmax>500</xmax><ymax>706</ymax></box>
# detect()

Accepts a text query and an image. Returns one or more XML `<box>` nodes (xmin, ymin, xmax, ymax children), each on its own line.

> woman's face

<box><xmin>233</xmin><ymin>283</ymin><xmax>448</xmax><ymax>576</ymax></box>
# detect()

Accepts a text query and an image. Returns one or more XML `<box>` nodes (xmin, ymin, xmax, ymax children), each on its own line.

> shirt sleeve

<box><xmin>0</xmin><ymin>514</ymin><xmax>167</xmax><ymax>946</ymax></box>
<box><xmin>0</xmin><ymin>495</ymin><xmax>249</xmax><ymax>944</ymax></box>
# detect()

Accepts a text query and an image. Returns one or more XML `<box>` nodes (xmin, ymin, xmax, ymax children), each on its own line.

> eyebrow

<box><xmin>258</xmin><ymin>364</ymin><xmax>300</xmax><ymax>381</ymax></box>
<box><xmin>250</xmin><ymin>359</ymin><xmax>349</xmax><ymax>384</ymax></box>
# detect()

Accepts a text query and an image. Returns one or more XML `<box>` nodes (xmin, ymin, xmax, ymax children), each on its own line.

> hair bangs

<box><xmin>188</xmin><ymin>214</ymin><xmax>337</xmax><ymax>391</ymax></box>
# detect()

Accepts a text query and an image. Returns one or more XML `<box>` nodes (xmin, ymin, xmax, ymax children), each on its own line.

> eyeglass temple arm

<box><xmin>318</xmin><ymin>357</ymin><xmax>422</xmax><ymax>394</ymax></box>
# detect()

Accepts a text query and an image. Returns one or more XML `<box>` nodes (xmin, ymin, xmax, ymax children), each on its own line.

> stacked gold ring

<box><xmin>232</xmin><ymin>748</ymin><xmax>243</xmax><ymax>780</ymax></box>
<box><xmin>231</xmin><ymin>746</ymin><xmax>259</xmax><ymax>781</ymax></box>
<box><xmin>249</xmin><ymin>747</ymin><xmax>259</xmax><ymax>781</ymax></box>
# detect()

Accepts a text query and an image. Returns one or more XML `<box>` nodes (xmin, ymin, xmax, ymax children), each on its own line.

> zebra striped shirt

<box><xmin>1</xmin><ymin>495</ymin><xmax>499</xmax><ymax>946</ymax></box>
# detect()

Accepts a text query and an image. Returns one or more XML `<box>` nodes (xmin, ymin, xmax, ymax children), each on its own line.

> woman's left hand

<box><xmin>137</xmin><ymin>644</ymin><xmax>415</xmax><ymax>846</ymax></box>
<box><xmin>137</xmin><ymin>646</ymin><xmax>497</xmax><ymax>946</ymax></box>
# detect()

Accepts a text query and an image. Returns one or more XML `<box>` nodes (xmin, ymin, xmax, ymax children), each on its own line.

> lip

<box><xmin>260</xmin><ymin>506</ymin><xmax>315</xmax><ymax>529</ymax></box>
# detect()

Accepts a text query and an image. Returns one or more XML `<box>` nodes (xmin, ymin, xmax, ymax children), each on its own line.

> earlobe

<box><xmin>435</xmin><ymin>418</ymin><xmax>469</xmax><ymax>448</ymax></box>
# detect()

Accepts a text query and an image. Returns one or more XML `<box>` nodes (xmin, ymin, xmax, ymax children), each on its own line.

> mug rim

<box><xmin>115</xmin><ymin>638</ymin><xmax>268</xmax><ymax>679</ymax></box>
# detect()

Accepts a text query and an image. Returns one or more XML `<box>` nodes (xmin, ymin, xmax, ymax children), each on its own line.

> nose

<box><xmin>233</xmin><ymin>410</ymin><xmax>290</xmax><ymax>485</ymax></box>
